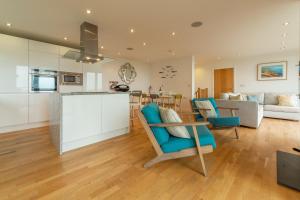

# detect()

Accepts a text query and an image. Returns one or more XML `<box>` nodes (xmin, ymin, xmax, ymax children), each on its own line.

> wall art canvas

<box><xmin>257</xmin><ymin>61</ymin><xmax>287</xmax><ymax>81</ymax></box>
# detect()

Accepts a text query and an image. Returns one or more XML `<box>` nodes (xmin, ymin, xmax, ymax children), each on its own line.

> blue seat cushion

<box><xmin>192</xmin><ymin>98</ymin><xmax>220</xmax><ymax>120</ymax></box>
<box><xmin>141</xmin><ymin>103</ymin><xmax>169</xmax><ymax>145</ymax></box>
<box><xmin>208</xmin><ymin>116</ymin><xmax>240</xmax><ymax>127</ymax></box>
<box><xmin>161</xmin><ymin>125</ymin><xmax>216</xmax><ymax>153</ymax></box>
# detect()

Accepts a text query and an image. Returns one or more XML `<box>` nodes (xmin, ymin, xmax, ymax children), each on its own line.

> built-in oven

<box><xmin>59</xmin><ymin>72</ymin><xmax>83</xmax><ymax>85</ymax></box>
<box><xmin>30</xmin><ymin>69</ymin><xmax>58</xmax><ymax>92</ymax></box>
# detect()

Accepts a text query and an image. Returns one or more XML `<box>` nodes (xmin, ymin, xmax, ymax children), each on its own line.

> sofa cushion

<box><xmin>264</xmin><ymin>93</ymin><xmax>279</xmax><ymax>105</ymax></box>
<box><xmin>159</xmin><ymin>107</ymin><xmax>190</xmax><ymax>138</ymax></box>
<box><xmin>161</xmin><ymin>125</ymin><xmax>216</xmax><ymax>153</ymax></box>
<box><xmin>229</xmin><ymin>94</ymin><xmax>243</xmax><ymax>101</ymax></box>
<box><xmin>247</xmin><ymin>95</ymin><xmax>258</xmax><ymax>102</ymax></box>
<box><xmin>264</xmin><ymin>105</ymin><xmax>300</xmax><ymax>113</ymax></box>
<box><xmin>245</xmin><ymin>92</ymin><xmax>264</xmax><ymax>104</ymax></box>
<box><xmin>141</xmin><ymin>103</ymin><xmax>170</xmax><ymax>145</ymax></box>
<box><xmin>278</xmin><ymin>95</ymin><xmax>298</xmax><ymax>107</ymax></box>
<box><xmin>208</xmin><ymin>116</ymin><xmax>240</xmax><ymax>127</ymax></box>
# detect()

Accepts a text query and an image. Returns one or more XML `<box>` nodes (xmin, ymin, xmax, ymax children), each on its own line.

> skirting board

<box><xmin>61</xmin><ymin>127</ymin><xmax>129</xmax><ymax>154</ymax></box>
<box><xmin>0</xmin><ymin>121</ymin><xmax>49</xmax><ymax>134</ymax></box>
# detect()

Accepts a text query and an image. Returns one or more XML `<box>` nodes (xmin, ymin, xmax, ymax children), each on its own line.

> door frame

<box><xmin>212</xmin><ymin>66</ymin><xmax>236</xmax><ymax>98</ymax></box>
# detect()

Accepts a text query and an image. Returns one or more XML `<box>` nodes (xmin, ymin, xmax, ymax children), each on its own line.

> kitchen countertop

<box><xmin>59</xmin><ymin>91</ymin><xmax>130</xmax><ymax>96</ymax></box>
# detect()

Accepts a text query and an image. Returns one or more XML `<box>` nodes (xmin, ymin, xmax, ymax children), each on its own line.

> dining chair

<box><xmin>149</xmin><ymin>94</ymin><xmax>161</xmax><ymax>105</ymax></box>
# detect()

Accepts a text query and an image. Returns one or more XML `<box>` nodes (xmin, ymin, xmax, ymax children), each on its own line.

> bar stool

<box><xmin>130</xmin><ymin>90</ymin><xmax>142</xmax><ymax>126</ymax></box>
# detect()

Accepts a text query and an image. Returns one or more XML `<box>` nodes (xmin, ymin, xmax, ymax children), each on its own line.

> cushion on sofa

<box><xmin>245</xmin><ymin>92</ymin><xmax>264</xmax><ymax>104</ymax></box>
<box><xmin>142</xmin><ymin>103</ymin><xmax>170</xmax><ymax>145</ymax></box>
<box><xmin>161</xmin><ymin>125</ymin><xmax>216</xmax><ymax>153</ymax></box>
<box><xmin>264</xmin><ymin>93</ymin><xmax>279</xmax><ymax>105</ymax></box>
<box><xmin>264</xmin><ymin>105</ymin><xmax>300</xmax><ymax>113</ymax></box>
<box><xmin>278</xmin><ymin>95</ymin><xmax>298</xmax><ymax>107</ymax></box>
<box><xmin>159</xmin><ymin>107</ymin><xmax>190</xmax><ymax>138</ymax></box>
<box><xmin>247</xmin><ymin>95</ymin><xmax>258</xmax><ymax>102</ymax></box>
<box><xmin>229</xmin><ymin>94</ymin><xmax>243</xmax><ymax>101</ymax></box>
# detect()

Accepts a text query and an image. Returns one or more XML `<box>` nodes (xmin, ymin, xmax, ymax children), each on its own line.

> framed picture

<box><xmin>257</xmin><ymin>61</ymin><xmax>287</xmax><ymax>81</ymax></box>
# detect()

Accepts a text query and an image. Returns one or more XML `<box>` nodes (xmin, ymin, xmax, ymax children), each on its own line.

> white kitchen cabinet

<box><xmin>102</xmin><ymin>94</ymin><xmax>129</xmax><ymax>133</ymax></box>
<box><xmin>29</xmin><ymin>51</ymin><xmax>59</xmax><ymax>71</ymax></box>
<box><xmin>29</xmin><ymin>40</ymin><xmax>59</xmax><ymax>71</ymax></box>
<box><xmin>83</xmin><ymin>63</ymin><xmax>103</xmax><ymax>91</ymax></box>
<box><xmin>62</xmin><ymin>95</ymin><xmax>102</xmax><ymax>143</ymax></box>
<box><xmin>0</xmin><ymin>94</ymin><xmax>28</xmax><ymax>127</ymax></box>
<box><xmin>29</xmin><ymin>40</ymin><xmax>60</xmax><ymax>54</ymax></box>
<box><xmin>0</xmin><ymin>34</ymin><xmax>29</xmax><ymax>93</ymax></box>
<box><xmin>28</xmin><ymin>93</ymin><xmax>50</xmax><ymax>123</ymax></box>
<box><xmin>59</xmin><ymin>47</ymin><xmax>83</xmax><ymax>73</ymax></box>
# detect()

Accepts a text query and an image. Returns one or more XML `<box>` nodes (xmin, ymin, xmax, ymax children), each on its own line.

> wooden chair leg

<box><xmin>234</xmin><ymin>127</ymin><xmax>239</xmax><ymax>139</ymax></box>
<box><xmin>192</xmin><ymin>126</ymin><xmax>208</xmax><ymax>176</ymax></box>
<box><xmin>144</xmin><ymin>156</ymin><xmax>163</xmax><ymax>168</ymax></box>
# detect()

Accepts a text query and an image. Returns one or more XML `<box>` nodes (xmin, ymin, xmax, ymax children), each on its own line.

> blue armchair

<box><xmin>191</xmin><ymin>98</ymin><xmax>240</xmax><ymax>139</ymax></box>
<box><xmin>138</xmin><ymin>103</ymin><xmax>216</xmax><ymax>176</ymax></box>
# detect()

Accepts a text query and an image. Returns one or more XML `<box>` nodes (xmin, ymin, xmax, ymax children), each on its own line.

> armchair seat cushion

<box><xmin>208</xmin><ymin>116</ymin><xmax>240</xmax><ymax>127</ymax></box>
<box><xmin>161</xmin><ymin>125</ymin><xmax>216</xmax><ymax>153</ymax></box>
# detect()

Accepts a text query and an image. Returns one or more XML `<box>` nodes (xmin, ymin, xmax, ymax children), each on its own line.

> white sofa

<box><xmin>263</xmin><ymin>93</ymin><xmax>300</xmax><ymax>121</ymax></box>
<box><xmin>216</xmin><ymin>99</ymin><xmax>263</xmax><ymax>128</ymax></box>
<box><xmin>217</xmin><ymin>92</ymin><xmax>300</xmax><ymax>128</ymax></box>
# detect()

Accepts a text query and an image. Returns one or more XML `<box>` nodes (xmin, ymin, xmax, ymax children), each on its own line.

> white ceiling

<box><xmin>0</xmin><ymin>0</ymin><xmax>299</xmax><ymax>64</ymax></box>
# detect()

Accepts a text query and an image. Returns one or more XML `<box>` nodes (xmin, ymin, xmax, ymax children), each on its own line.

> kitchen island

<box><xmin>49</xmin><ymin>92</ymin><xmax>130</xmax><ymax>154</ymax></box>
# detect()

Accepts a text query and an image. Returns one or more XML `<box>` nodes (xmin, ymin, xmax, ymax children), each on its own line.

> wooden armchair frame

<box><xmin>138</xmin><ymin>110</ymin><xmax>214</xmax><ymax>176</ymax></box>
<box><xmin>191</xmin><ymin>101</ymin><xmax>240</xmax><ymax>139</ymax></box>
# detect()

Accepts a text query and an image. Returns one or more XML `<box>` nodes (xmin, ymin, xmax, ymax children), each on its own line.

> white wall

<box><xmin>100</xmin><ymin>59</ymin><xmax>151</xmax><ymax>92</ymax></box>
<box><xmin>196</xmin><ymin>51</ymin><xmax>299</xmax><ymax>96</ymax></box>
<box><xmin>150</xmin><ymin>56</ymin><xmax>195</xmax><ymax>110</ymax></box>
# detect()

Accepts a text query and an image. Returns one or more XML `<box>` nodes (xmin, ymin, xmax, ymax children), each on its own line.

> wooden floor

<box><xmin>0</xmin><ymin>118</ymin><xmax>300</xmax><ymax>200</ymax></box>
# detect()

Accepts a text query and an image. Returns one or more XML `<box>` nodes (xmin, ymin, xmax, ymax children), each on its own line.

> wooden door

<box><xmin>214</xmin><ymin>68</ymin><xmax>234</xmax><ymax>99</ymax></box>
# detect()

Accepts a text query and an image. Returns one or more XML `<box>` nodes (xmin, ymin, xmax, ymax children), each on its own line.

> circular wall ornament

<box><xmin>118</xmin><ymin>62</ymin><xmax>137</xmax><ymax>84</ymax></box>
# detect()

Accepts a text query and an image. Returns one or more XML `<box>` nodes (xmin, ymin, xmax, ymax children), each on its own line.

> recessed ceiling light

<box><xmin>6</xmin><ymin>23</ymin><xmax>11</xmax><ymax>27</ymax></box>
<box><xmin>171</xmin><ymin>32</ymin><xmax>176</xmax><ymax>36</ymax></box>
<box><xmin>143</xmin><ymin>42</ymin><xmax>146</xmax><ymax>46</ymax></box>
<box><xmin>64</xmin><ymin>37</ymin><xmax>68</xmax><ymax>41</ymax></box>
<box><xmin>130</xmin><ymin>28</ymin><xmax>135</xmax><ymax>33</ymax></box>
<box><xmin>191</xmin><ymin>21</ymin><xmax>203</xmax><ymax>27</ymax></box>
<box><xmin>126</xmin><ymin>47</ymin><xmax>134</xmax><ymax>50</ymax></box>
<box><xmin>100</xmin><ymin>46</ymin><xmax>104</xmax><ymax>49</ymax></box>
<box><xmin>86</xmin><ymin>56</ymin><xmax>90</xmax><ymax>60</ymax></box>
<box><xmin>98</xmin><ymin>53</ymin><xmax>102</xmax><ymax>56</ymax></box>
<box><xmin>96</xmin><ymin>58</ymin><xmax>100</xmax><ymax>61</ymax></box>
<box><xmin>283</xmin><ymin>21</ymin><xmax>289</xmax><ymax>26</ymax></box>
<box><xmin>86</xmin><ymin>9</ymin><xmax>91</xmax><ymax>14</ymax></box>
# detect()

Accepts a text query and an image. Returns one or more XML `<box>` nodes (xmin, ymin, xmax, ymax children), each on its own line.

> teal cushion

<box><xmin>161</xmin><ymin>125</ymin><xmax>216</xmax><ymax>153</ymax></box>
<box><xmin>208</xmin><ymin>116</ymin><xmax>240</xmax><ymax>127</ymax></box>
<box><xmin>247</xmin><ymin>95</ymin><xmax>258</xmax><ymax>102</ymax></box>
<box><xmin>141</xmin><ymin>103</ymin><xmax>169</xmax><ymax>145</ymax></box>
<box><xmin>192</xmin><ymin>98</ymin><xmax>220</xmax><ymax>120</ymax></box>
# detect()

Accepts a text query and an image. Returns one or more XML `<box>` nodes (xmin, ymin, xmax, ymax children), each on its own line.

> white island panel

<box><xmin>62</xmin><ymin>95</ymin><xmax>102</xmax><ymax>143</ymax></box>
<box><xmin>102</xmin><ymin>94</ymin><xmax>129</xmax><ymax>134</ymax></box>
<box><xmin>54</xmin><ymin>92</ymin><xmax>129</xmax><ymax>154</ymax></box>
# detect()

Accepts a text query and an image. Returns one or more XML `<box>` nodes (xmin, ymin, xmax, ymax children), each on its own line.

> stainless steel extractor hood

<box><xmin>63</xmin><ymin>22</ymin><xmax>106</xmax><ymax>64</ymax></box>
